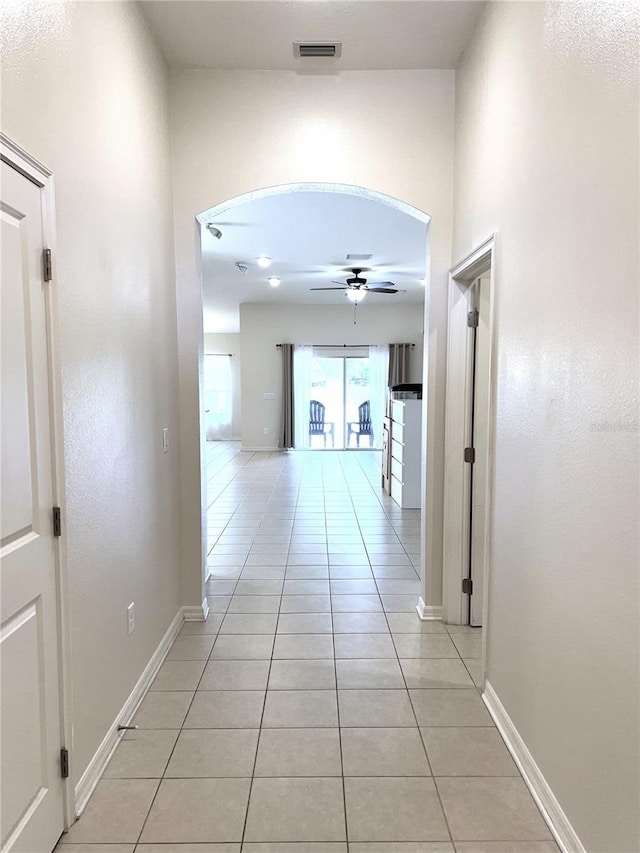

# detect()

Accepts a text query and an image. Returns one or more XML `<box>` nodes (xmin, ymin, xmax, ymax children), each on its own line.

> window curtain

<box><xmin>204</xmin><ymin>355</ymin><xmax>232</xmax><ymax>440</ymax></box>
<box><xmin>293</xmin><ymin>344</ymin><xmax>313</xmax><ymax>449</ymax></box>
<box><xmin>368</xmin><ymin>345</ymin><xmax>390</xmax><ymax>449</ymax></box>
<box><xmin>388</xmin><ymin>343</ymin><xmax>412</xmax><ymax>386</ymax></box>
<box><xmin>279</xmin><ymin>343</ymin><xmax>294</xmax><ymax>449</ymax></box>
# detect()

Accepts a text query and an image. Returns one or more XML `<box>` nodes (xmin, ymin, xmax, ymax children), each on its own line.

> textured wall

<box><xmin>454</xmin><ymin>3</ymin><xmax>639</xmax><ymax>849</ymax></box>
<box><xmin>1</xmin><ymin>1</ymin><xmax>181</xmax><ymax>781</ymax></box>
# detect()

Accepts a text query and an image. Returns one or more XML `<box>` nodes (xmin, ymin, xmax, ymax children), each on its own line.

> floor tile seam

<box><xmin>331</xmin><ymin>615</ymin><xmax>350</xmax><ymax>844</ymax></box>
<box><xmin>131</xmin><ymin>734</ymin><xmax>178</xmax><ymax>844</ymax></box>
<box><xmin>239</xmin><ymin>589</ymin><xmax>284</xmax><ymax>846</ymax></box>
<box><xmin>172</xmin><ymin>597</ymin><xmax>229</xmax><ymax>735</ymax></box>
<box><xmin>389</xmin><ymin>622</ymin><xmax>452</xmax><ymax>847</ymax></box>
<box><xmin>322</xmin><ymin>455</ymin><xmax>350</xmax><ymax>844</ymax></box>
<box><xmin>205</xmin><ymin>449</ymin><xmax>254</xmax><ymax>512</ymax></box>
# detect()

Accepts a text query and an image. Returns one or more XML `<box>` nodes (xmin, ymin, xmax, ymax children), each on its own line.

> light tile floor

<box><xmin>58</xmin><ymin>443</ymin><xmax>558</xmax><ymax>852</ymax></box>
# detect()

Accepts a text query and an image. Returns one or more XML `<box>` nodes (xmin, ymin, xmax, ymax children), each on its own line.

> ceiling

<box><xmin>141</xmin><ymin>0</ymin><xmax>485</xmax><ymax>71</ymax></box>
<box><xmin>201</xmin><ymin>190</ymin><xmax>428</xmax><ymax>332</ymax></box>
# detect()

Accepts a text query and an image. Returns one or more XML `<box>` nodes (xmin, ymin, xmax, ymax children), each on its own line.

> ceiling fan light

<box><xmin>346</xmin><ymin>289</ymin><xmax>366</xmax><ymax>303</ymax></box>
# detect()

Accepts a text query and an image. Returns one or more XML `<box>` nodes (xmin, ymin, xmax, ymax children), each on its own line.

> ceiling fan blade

<box><xmin>331</xmin><ymin>280</ymin><xmax>348</xmax><ymax>285</ymax></box>
<box><xmin>366</xmin><ymin>287</ymin><xmax>398</xmax><ymax>294</ymax></box>
<box><xmin>310</xmin><ymin>286</ymin><xmax>348</xmax><ymax>291</ymax></box>
<box><xmin>367</xmin><ymin>281</ymin><xmax>395</xmax><ymax>288</ymax></box>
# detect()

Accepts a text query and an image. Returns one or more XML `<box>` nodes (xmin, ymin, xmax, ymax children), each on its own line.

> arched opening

<box><xmin>192</xmin><ymin>182</ymin><xmax>435</xmax><ymax>617</ymax></box>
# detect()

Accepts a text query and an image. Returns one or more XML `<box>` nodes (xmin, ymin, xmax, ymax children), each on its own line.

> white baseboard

<box><xmin>483</xmin><ymin>680</ymin><xmax>585</xmax><ymax>853</ymax></box>
<box><xmin>74</xmin><ymin>608</ymin><xmax>184</xmax><ymax>817</ymax></box>
<box><xmin>240</xmin><ymin>445</ymin><xmax>281</xmax><ymax>452</ymax></box>
<box><xmin>416</xmin><ymin>597</ymin><xmax>443</xmax><ymax>621</ymax></box>
<box><xmin>183</xmin><ymin>598</ymin><xmax>209</xmax><ymax>621</ymax></box>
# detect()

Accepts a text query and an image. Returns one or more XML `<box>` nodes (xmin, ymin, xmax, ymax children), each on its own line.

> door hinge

<box><xmin>43</xmin><ymin>248</ymin><xmax>53</xmax><ymax>282</ymax></box>
<box><xmin>467</xmin><ymin>308</ymin><xmax>479</xmax><ymax>328</ymax></box>
<box><xmin>53</xmin><ymin>506</ymin><xmax>62</xmax><ymax>537</ymax></box>
<box><xmin>60</xmin><ymin>748</ymin><xmax>69</xmax><ymax>779</ymax></box>
<box><xmin>464</xmin><ymin>447</ymin><xmax>475</xmax><ymax>464</ymax></box>
<box><xmin>462</xmin><ymin>577</ymin><xmax>473</xmax><ymax>595</ymax></box>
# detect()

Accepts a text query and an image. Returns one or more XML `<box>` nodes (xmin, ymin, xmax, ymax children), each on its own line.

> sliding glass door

<box><xmin>345</xmin><ymin>357</ymin><xmax>373</xmax><ymax>448</ymax></box>
<box><xmin>308</xmin><ymin>352</ymin><xmax>380</xmax><ymax>450</ymax></box>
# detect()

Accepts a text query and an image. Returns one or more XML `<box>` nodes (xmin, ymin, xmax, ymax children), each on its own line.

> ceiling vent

<box><xmin>346</xmin><ymin>254</ymin><xmax>373</xmax><ymax>261</ymax></box>
<box><xmin>294</xmin><ymin>42</ymin><xmax>342</xmax><ymax>59</ymax></box>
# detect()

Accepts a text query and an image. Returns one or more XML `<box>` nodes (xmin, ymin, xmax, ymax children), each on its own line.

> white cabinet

<box><xmin>389</xmin><ymin>400</ymin><xmax>422</xmax><ymax>508</ymax></box>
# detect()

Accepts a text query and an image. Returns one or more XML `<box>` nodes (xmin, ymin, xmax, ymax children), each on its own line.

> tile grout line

<box><xmin>134</xmin><ymin>558</ymin><xmax>239</xmax><ymax>848</ymax></box>
<box><xmin>239</xmin><ymin>454</ymin><xmax>298</xmax><ymax>848</ymax></box>
<box><xmin>324</xmin><ymin>459</ymin><xmax>351</xmax><ymax>849</ymax></box>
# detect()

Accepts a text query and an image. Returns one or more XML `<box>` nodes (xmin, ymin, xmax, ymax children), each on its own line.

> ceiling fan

<box><xmin>310</xmin><ymin>268</ymin><xmax>398</xmax><ymax>302</ymax></box>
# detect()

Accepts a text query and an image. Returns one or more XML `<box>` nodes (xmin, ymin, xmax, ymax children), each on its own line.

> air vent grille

<box><xmin>294</xmin><ymin>42</ymin><xmax>342</xmax><ymax>58</ymax></box>
<box><xmin>346</xmin><ymin>254</ymin><xmax>373</xmax><ymax>261</ymax></box>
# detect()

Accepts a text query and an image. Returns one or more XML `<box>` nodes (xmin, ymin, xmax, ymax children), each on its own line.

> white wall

<box><xmin>239</xmin><ymin>303</ymin><xmax>424</xmax><ymax>449</ymax></box>
<box><xmin>1</xmin><ymin>2</ymin><xmax>181</xmax><ymax>783</ymax></box>
<box><xmin>454</xmin><ymin>3</ymin><xmax>639</xmax><ymax>850</ymax></box>
<box><xmin>204</xmin><ymin>332</ymin><xmax>242</xmax><ymax>439</ymax></box>
<box><xmin>170</xmin><ymin>69</ymin><xmax>456</xmax><ymax>608</ymax></box>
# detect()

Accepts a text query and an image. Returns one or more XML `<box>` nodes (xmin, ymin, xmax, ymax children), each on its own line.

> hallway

<box><xmin>60</xmin><ymin>444</ymin><xmax>556</xmax><ymax>850</ymax></box>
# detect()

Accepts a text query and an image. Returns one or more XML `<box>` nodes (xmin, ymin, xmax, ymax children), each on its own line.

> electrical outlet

<box><xmin>162</xmin><ymin>428</ymin><xmax>169</xmax><ymax>454</ymax></box>
<box><xmin>263</xmin><ymin>427</ymin><xmax>269</xmax><ymax>435</ymax></box>
<box><xmin>127</xmin><ymin>602</ymin><xmax>135</xmax><ymax>635</ymax></box>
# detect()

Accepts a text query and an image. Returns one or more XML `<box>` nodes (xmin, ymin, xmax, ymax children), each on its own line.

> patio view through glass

<box><xmin>310</xmin><ymin>355</ymin><xmax>373</xmax><ymax>449</ymax></box>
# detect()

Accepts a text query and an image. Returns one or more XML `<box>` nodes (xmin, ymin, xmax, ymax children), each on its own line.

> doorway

<box><xmin>196</xmin><ymin>183</ymin><xmax>431</xmax><ymax>621</ymax></box>
<box><xmin>466</xmin><ymin>274</ymin><xmax>491</xmax><ymax>626</ymax></box>
<box><xmin>442</xmin><ymin>236</ymin><xmax>496</xmax><ymax>665</ymax></box>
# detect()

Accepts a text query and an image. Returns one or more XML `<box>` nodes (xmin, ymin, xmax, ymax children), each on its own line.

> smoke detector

<box><xmin>293</xmin><ymin>42</ymin><xmax>342</xmax><ymax>58</ymax></box>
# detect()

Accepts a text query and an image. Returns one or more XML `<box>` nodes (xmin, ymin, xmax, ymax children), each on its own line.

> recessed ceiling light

<box><xmin>268</xmin><ymin>277</ymin><xmax>281</xmax><ymax>287</ymax></box>
<box><xmin>256</xmin><ymin>257</ymin><xmax>271</xmax><ymax>268</ymax></box>
<box><xmin>420</xmin><ymin>277</ymin><xmax>427</xmax><ymax>285</ymax></box>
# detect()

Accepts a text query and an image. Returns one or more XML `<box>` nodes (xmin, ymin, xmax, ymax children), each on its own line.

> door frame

<box><xmin>442</xmin><ymin>234</ymin><xmax>497</xmax><ymax>676</ymax></box>
<box><xmin>1</xmin><ymin>133</ymin><xmax>74</xmax><ymax>830</ymax></box>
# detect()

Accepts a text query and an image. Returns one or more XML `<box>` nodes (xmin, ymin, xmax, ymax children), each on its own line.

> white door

<box><xmin>1</xmin><ymin>160</ymin><xmax>65</xmax><ymax>852</ymax></box>
<box><xmin>469</xmin><ymin>274</ymin><xmax>491</xmax><ymax>626</ymax></box>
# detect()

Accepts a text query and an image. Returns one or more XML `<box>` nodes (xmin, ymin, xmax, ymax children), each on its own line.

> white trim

<box><xmin>0</xmin><ymin>133</ymin><xmax>52</xmax><ymax>178</ymax></box>
<box><xmin>74</xmin><ymin>608</ymin><xmax>184</xmax><ymax>817</ymax></box>
<box><xmin>442</xmin><ymin>234</ymin><xmax>496</xmax><ymax>654</ymax></box>
<box><xmin>198</xmin><ymin>182</ymin><xmax>431</xmax><ymax>227</ymax></box>
<box><xmin>0</xmin><ymin>133</ymin><xmax>76</xmax><ymax>828</ymax></box>
<box><xmin>183</xmin><ymin>599</ymin><xmax>209</xmax><ymax>621</ymax></box>
<box><xmin>240</xmin><ymin>446</ymin><xmax>282</xmax><ymax>452</ymax></box>
<box><xmin>483</xmin><ymin>681</ymin><xmax>586</xmax><ymax>853</ymax></box>
<box><xmin>416</xmin><ymin>597</ymin><xmax>443</xmax><ymax>621</ymax></box>
<box><xmin>450</xmin><ymin>234</ymin><xmax>496</xmax><ymax>280</ymax></box>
